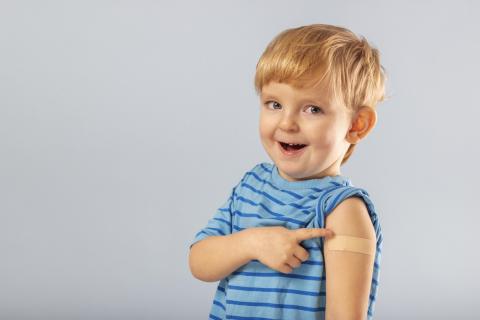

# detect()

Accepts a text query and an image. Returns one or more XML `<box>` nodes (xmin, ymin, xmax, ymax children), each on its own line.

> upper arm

<box><xmin>323</xmin><ymin>196</ymin><xmax>376</xmax><ymax>320</ymax></box>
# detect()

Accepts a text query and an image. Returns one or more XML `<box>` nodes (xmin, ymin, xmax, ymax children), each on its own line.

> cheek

<box><xmin>259</xmin><ymin>114</ymin><xmax>274</xmax><ymax>138</ymax></box>
<box><xmin>307</xmin><ymin>125</ymin><xmax>337</xmax><ymax>148</ymax></box>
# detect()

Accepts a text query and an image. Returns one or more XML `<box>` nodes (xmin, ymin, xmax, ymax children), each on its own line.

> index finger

<box><xmin>294</xmin><ymin>228</ymin><xmax>334</xmax><ymax>242</ymax></box>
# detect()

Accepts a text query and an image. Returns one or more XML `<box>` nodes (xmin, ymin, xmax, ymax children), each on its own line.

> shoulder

<box><xmin>319</xmin><ymin>184</ymin><xmax>377</xmax><ymax>221</ymax></box>
<box><xmin>250</xmin><ymin>162</ymin><xmax>273</xmax><ymax>175</ymax></box>
<box><xmin>317</xmin><ymin>184</ymin><xmax>379</xmax><ymax>240</ymax></box>
<box><xmin>228</xmin><ymin>162</ymin><xmax>272</xmax><ymax>198</ymax></box>
<box><xmin>325</xmin><ymin>196</ymin><xmax>375</xmax><ymax>240</ymax></box>
<box><xmin>241</xmin><ymin>162</ymin><xmax>273</xmax><ymax>183</ymax></box>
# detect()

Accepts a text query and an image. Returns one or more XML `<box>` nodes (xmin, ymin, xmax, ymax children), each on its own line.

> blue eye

<box><xmin>265</xmin><ymin>101</ymin><xmax>281</xmax><ymax>109</ymax></box>
<box><xmin>307</xmin><ymin>106</ymin><xmax>323</xmax><ymax>114</ymax></box>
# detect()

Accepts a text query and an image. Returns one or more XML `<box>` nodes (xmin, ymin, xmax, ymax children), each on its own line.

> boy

<box><xmin>189</xmin><ymin>23</ymin><xmax>386</xmax><ymax>320</ymax></box>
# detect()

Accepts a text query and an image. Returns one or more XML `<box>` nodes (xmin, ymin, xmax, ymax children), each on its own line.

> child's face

<box><xmin>259</xmin><ymin>81</ymin><xmax>354</xmax><ymax>181</ymax></box>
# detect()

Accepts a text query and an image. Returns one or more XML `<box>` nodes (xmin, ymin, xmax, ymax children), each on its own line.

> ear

<box><xmin>346</xmin><ymin>106</ymin><xmax>377</xmax><ymax>144</ymax></box>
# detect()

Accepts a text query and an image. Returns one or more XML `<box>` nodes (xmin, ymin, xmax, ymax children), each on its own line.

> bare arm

<box><xmin>189</xmin><ymin>229</ymin><xmax>255</xmax><ymax>282</ymax></box>
<box><xmin>324</xmin><ymin>197</ymin><xmax>377</xmax><ymax>320</ymax></box>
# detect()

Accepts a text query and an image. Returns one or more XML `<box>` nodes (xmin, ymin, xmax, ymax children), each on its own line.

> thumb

<box><xmin>293</xmin><ymin>228</ymin><xmax>334</xmax><ymax>242</ymax></box>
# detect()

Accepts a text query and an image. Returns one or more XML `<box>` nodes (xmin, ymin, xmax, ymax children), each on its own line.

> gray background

<box><xmin>1</xmin><ymin>0</ymin><xmax>479</xmax><ymax>319</ymax></box>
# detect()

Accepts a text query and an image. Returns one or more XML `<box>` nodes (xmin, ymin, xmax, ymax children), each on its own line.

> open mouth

<box><xmin>279</xmin><ymin>141</ymin><xmax>307</xmax><ymax>151</ymax></box>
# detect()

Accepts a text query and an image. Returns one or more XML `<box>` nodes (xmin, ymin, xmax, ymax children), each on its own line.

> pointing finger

<box><xmin>294</xmin><ymin>228</ymin><xmax>334</xmax><ymax>242</ymax></box>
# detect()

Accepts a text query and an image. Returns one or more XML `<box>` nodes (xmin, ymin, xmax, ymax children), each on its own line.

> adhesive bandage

<box><xmin>324</xmin><ymin>235</ymin><xmax>376</xmax><ymax>255</ymax></box>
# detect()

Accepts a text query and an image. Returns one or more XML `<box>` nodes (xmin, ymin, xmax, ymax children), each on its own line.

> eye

<box><xmin>306</xmin><ymin>105</ymin><xmax>323</xmax><ymax>114</ymax></box>
<box><xmin>264</xmin><ymin>101</ymin><xmax>281</xmax><ymax>110</ymax></box>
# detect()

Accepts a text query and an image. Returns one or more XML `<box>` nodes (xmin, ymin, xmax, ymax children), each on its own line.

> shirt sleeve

<box><xmin>316</xmin><ymin>185</ymin><xmax>383</xmax><ymax>245</ymax></box>
<box><xmin>189</xmin><ymin>176</ymin><xmax>244</xmax><ymax>249</ymax></box>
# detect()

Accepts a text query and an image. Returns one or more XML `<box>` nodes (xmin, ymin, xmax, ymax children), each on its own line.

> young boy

<box><xmin>189</xmin><ymin>23</ymin><xmax>386</xmax><ymax>320</ymax></box>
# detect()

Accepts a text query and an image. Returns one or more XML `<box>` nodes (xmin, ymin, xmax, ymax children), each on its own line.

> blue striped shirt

<box><xmin>191</xmin><ymin>162</ymin><xmax>383</xmax><ymax>320</ymax></box>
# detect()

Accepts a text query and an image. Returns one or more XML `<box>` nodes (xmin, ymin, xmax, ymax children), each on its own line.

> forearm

<box><xmin>189</xmin><ymin>229</ymin><xmax>255</xmax><ymax>282</ymax></box>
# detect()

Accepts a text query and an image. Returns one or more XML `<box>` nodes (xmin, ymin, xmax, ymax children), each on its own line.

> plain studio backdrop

<box><xmin>1</xmin><ymin>1</ymin><xmax>479</xmax><ymax>319</ymax></box>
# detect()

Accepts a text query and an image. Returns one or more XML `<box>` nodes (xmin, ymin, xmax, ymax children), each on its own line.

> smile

<box><xmin>278</xmin><ymin>141</ymin><xmax>307</xmax><ymax>157</ymax></box>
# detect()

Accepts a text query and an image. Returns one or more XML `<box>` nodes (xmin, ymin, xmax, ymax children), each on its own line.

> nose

<box><xmin>278</xmin><ymin>111</ymin><xmax>299</xmax><ymax>132</ymax></box>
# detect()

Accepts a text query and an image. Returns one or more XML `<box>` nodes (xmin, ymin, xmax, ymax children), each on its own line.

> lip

<box><xmin>277</xmin><ymin>141</ymin><xmax>307</xmax><ymax>158</ymax></box>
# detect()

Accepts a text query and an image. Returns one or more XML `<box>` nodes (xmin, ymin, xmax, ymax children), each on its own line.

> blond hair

<box><xmin>254</xmin><ymin>24</ymin><xmax>387</xmax><ymax>165</ymax></box>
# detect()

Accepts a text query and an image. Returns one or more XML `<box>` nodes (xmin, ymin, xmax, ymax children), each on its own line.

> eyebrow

<box><xmin>302</xmin><ymin>96</ymin><xmax>329</xmax><ymax>107</ymax></box>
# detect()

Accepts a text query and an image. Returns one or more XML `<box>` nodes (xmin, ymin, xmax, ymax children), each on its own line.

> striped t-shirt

<box><xmin>190</xmin><ymin>162</ymin><xmax>383</xmax><ymax>320</ymax></box>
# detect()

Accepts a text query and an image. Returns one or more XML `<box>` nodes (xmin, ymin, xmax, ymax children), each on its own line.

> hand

<box><xmin>246</xmin><ymin>226</ymin><xmax>334</xmax><ymax>274</ymax></box>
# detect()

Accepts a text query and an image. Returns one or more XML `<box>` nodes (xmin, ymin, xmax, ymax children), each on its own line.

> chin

<box><xmin>277</xmin><ymin>165</ymin><xmax>307</xmax><ymax>180</ymax></box>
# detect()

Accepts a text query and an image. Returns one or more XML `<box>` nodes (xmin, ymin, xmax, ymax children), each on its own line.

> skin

<box><xmin>259</xmin><ymin>80</ymin><xmax>377</xmax><ymax>181</ymax></box>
